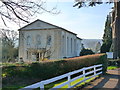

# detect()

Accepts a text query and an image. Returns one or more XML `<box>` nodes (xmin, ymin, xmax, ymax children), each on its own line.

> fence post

<box><xmin>40</xmin><ymin>81</ymin><xmax>44</xmax><ymax>90</ymax></box>
<box><xmin>68</xmin><ymin>73</ymin><xmax>71</xmax><ymax>88</ymax></box>
<box><xmin>83</xmin><ymin>68</ymin><xmax>86</xmax><ymax>83</ymax></box>
<box><xmin>94</xmin><ymin>65</ymin><xmax>96</xmax><ymax>76</ymax></box>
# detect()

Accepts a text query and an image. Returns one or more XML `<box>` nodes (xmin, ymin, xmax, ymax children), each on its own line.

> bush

<box><xmin>2</xmin><ymin>54</ymin><xmax>107</xmax><ymax>87</ymax></box>
<box><xmin>100</xmin><ymin>43</ymin><xmax>111</xmax><ymax>53</ymax></box>
<box><xmin>80</xmin><ymin>48</ymin><xmax>95</xmax><ymax>56</ymax></box>
<box><xmin>108</xmin><ymin>59</ymin><xmax>120</xmax><ymax>66</ymax></box>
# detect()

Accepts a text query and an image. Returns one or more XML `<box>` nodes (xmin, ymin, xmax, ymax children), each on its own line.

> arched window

<box><xmin>26</xmin><ymin>36</ymin><xmax>31</xmax><ymax>45</ymax></box>
<box><xmin>36</xmin><ymin>35</ymin><xmax>41</xmax><ymax>45</ymax></box>
<box><xmin>47</xmin><ymin>35</ymin><xmax>52</xmax><ymax>45</ymax></box>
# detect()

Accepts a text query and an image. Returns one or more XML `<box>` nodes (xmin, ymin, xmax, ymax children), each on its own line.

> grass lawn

<box><xmin>107</xmin><ymin>66</ymin><xmax>118</xmax><ymax>70</ymax></box>
<box><xmin>33</xmin><ymin>76</ymin><xmax>97</xmax><ymax>90</ymax></box>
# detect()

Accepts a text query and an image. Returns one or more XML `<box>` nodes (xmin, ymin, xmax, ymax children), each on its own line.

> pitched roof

<box><xmin>18</xmin><ymin>19</ymin><xmax>77</xmax><ymax>35</ymax></box>
<box><xmin>77</xmin><ymin>37</ymin><xmax>82</xmax><ymax>40</ymax></box>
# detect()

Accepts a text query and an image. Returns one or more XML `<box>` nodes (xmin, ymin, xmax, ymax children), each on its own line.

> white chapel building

<box><xmin>18</xmin><ymin>19</ymin><xmax>82</xmax><ymax>62</ymax></box>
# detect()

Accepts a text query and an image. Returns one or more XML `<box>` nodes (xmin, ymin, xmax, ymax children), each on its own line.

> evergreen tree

<box><xmin>100</xmin><ymin>14</ymin><xmax>112</xmax><ymax>53</ymax></box>
<box><xmin>74</xmin><ymin>0</ymin><xmax>120</xmax><ymax>59</ymax></box>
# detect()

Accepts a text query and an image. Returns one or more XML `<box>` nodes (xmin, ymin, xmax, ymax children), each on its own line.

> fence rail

<box><xmin>21</xmin><ymin>64</ymin><xmax>102</xmax><ymax>90</ymax></box>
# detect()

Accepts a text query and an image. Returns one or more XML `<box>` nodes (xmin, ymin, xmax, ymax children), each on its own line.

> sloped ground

<box><xmin>80</xmin><ymin>68</ymin><xmax>120</xmax><ymax>89</ymax></box>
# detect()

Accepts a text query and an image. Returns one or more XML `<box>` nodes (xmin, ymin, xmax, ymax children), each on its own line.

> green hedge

<box><xmin>2</xmin><ymin>54</ymin><xmax>107</xmax><ymax>88</ymax></box>
<box><xmin>108</xmin><ymin>59</ymin><xmax>120</xmax><ymax>66</ymax></box>
<box><xmin>2</xmin><ymin>53</ymin><xmax>107</xmax><ymax>87</ymax></box>
<box><xmin>80</xmin><ymin>48</ymin><xmax>95</xmax><ymax>56</ymax></box>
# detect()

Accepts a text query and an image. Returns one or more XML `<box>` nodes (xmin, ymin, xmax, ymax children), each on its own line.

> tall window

<box><xmin>74</xmin><ymin>39</ymin><xmax>76</xmax><ymax>55</ymax></box>
<box><xmin>36</xmin><ymin>35</ymin><xmax>41</xmax><ymax>46</ymax></box>
<box><xmin>47</xmin><ymin>35</ymin><xmax>52</xmax><ymax>45</ymax></box>
<box><xmin>71</xmin><ymin>38</ymin><xmax>72</xmax><ymax>53</ymax></box>
<box><xmin>62</xmin><ymin>35</ymin><xmax>64</xmax><ymax>54</ymax></box>
<box><xmin>67</xmin><ymin>37</ymin><xmax>69</xmax><ymax>55</ymax></box>
<box><xmin>26</xmin><ymin>36</ymin><xmax>31</xmax><ymax>45</ymax></box>
<box><xmin>26</xmin><ymin>51</ymin><xmax>28</xmax><ymax>59</ymax></box>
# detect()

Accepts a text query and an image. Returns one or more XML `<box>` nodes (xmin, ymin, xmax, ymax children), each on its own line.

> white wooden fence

<box><xmin>21</xmin><ymin>64</ymin><xmax>102</xmax><ymax>90</ymax></box>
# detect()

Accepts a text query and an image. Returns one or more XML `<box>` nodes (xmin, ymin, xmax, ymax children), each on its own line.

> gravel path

<box><xmin>81</xmin><ymin>68</ymin><xmax>120</xmax><ymax>89</ymax></box>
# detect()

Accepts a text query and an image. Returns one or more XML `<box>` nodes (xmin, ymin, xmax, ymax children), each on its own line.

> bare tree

<box><xmin>95</xmin><ymin>42</ymin><xmax>101</xmax><ymax>53</ymax></box>
<box><xmin>1</xmin><ymin>29</ymin><xmax>18</xmax><ymax>47</ymax></box>
<box><xmin>0</xmin><ymin>0</ymin><xmax>59</xmax><ymax>26</ymax></box>
<box><xmin>27</xmin><ymin>40</ymin><xmax>56</xmax><ymax>61</ymax></box>
<box><xmin>34</xmin><ymin>44</ymin><xmax>55</xmax><ymax>61</ymax></box>
<box><xmin>73</xmin><ymin>0</ymin><xmax>113</xmax><ymax>8</ymax></box>
<box><xmin>1</xmin><ymin>29</ymin><xmax>18</xmax><ymax>62</ymax></box>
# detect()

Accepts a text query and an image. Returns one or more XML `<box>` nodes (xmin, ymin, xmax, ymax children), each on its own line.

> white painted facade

<box><xmin>18</xmin><ymin>19</ymin><xmax>82</xmax><ymax>62</ymax></box>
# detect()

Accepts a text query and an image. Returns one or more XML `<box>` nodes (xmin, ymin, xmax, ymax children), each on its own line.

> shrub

<box><xmin>108</xmin><ymin>59</ymin><xmax>120</xmax><ymax>66</ymax></box>
<box><xmin>80</xmin><ymin>48</ymin><xmax>95</xmax><ymax>56</ymax></box>
<box><xmin>2</xmin><ymin>54</ymin><xmax>107</xmax><ymax>87</ymax></box>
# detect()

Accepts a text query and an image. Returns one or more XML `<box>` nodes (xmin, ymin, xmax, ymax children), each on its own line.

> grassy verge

<box><xmin>31</xmin><ymin>76</ymin><xmax>97</xmax><ymax>90</ymax></box>
<box><xmin>45</xmin><ymin>76</ymin><xmax>96</xmax><ymax>89</ymax></box>
<box><xmin>107</xmin><ymin>59</ymin><xmax>120</xmax><ymax>70</ymax></box>
<box><xmin>107</xmin><ymin>66</ymin><xmax>118</xmax><ymax>70</ymax></box>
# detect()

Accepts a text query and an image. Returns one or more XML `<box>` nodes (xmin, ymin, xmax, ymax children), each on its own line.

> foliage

<box><xmin>1</xmin><ymin>29</ymin><xmax>18</xmax><ymax>62</ymax></box>
<box><xmin>101</xmin><ymin>43</ymin><xmax>111</xmax><ymax>53</ymax></box>
<box><xmin>73</xmin><ymin>0</ymin><xmax>112</xmax><ymax>8</ymax></box>
<box><xmin>109</xmin><ymin>43</ymin><xmax>113</xmax><ymax>52</ymax></box>
<box><xmin>80</xmin><ymin>48</ymin><xmax>95</xmax><ymax>56</ymax></box>
<box><xmin>101</xmin><ymin>14</ymin><xmax>112</xmax><ymax>53</ymax></box>
<box><xmin>73</xmin><ymin>0</ymin><xmax>120</xmax><ymax>59</ymax></box>
<box><xmin>99</xmin><ymin>53</ymin><xmax>108</xmax><ymax>74</ymax></box>
<box><xmin>107</xmin><ymin>66</ymin><xmax>118</xmax><ymax>70</ymax></box>
<box><xmin>2</xmin><ymin>54</ymin><xmax>107</xmax><ymax>88</ymax></box>
<box><xmin>108</xmin><ymin>59</ymin><xmax>120</xmax><ymax>66</ymax></box>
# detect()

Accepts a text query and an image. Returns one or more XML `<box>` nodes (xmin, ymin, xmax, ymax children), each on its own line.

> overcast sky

<box><xmin>0</xmin><ymin>0</ymin><xmax>113</xmax><ymax>39</ymax></box>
